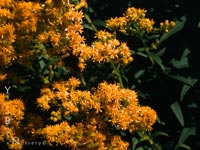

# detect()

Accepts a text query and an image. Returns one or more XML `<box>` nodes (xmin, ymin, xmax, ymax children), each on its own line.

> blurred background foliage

<box><xmin>83</xmin><ymin>0</ymin><xmax>200</xmax><ymax>149</ymax></box>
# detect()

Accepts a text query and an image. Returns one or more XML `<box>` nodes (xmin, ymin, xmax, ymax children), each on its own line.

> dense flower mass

<box><xmin>0</xmin><ymin>0</ymin><xmax>176</xmax><ymax>149</ymax></box>
<box><xmin>37</xmin><ymin>77</ymin><xmax>157</xmax><ymax>148</ymax></box>
<box><xmin>0</xmin><ymin>24</ymin><xmax>16</xmax><ymax>66</ymax></box>
<box><xmin>0</xmin><ymin>93</ymin><xmax>25</xmax><ymax>150</ymax></box>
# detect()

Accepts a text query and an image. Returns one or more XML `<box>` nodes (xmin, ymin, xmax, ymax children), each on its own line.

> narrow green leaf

<box><xmin>121</xmin><ymin>75</ymin><xmax>128</xmax><ymax>83</ymax></box>
<box><xmin>157</xmin><ymin>47</ymin><xmax>167</xmax><ymax>56</ymax></box>
<box><xmin>187</xmin><ymin>103</ymin><xmax>198</xmax><ymax>108</ymax></box>
<box><xmin>178</xmin><ymin>127</ymin><xmax>196</xmax><ymax>144</ymax></box>
<box><xmin>170</xmin><ymin>101</ymin><xmax>184</xmax><ymax>127</ymax></box>
<box><xmin>120</xmin><ymin>131</ymin><xmax>126</xmax><ymax>137</ymax></box>
<box><xmin>180</xmin><ymin>78</ymin><xmax>198</xmax><ymax>101</ymax></box>
<box><xmin>151</xmin><ymin>131</ymin><xmax>169</xmax><ymax>138</ymax></box>
<box><xmin>136</xmin><ymin>90</ymin><xmax>148</xmax><ymax>100</ymax></box>
<box><xmin>136</xmin><ymin>52</ymin><xmax>148</xmax><ymax>58</ymax></box>
<box><xmin>181</xmin><ymin>48</ymin><xmax>190</xmax><ymax>58</ymax></box>
<box><xmin>134</xmin><ymin>70</ymin><xmax>145</xmax><ymax>79</ymax></box>
<box><xmin>131</xmin><ymin>137</ymin><xmax>139</xmax><ymax>149</ymax></box>
<box><xmin>136</xmin><ymin>147</ymin><xmax>145</xmax><ymax>150</ymax></box>
<box><xmin>93</xmin><ymin>19</ymin><xmax>106</xmax><ymax>27</ymax></box>
<box><xmin>83</xmin><ymin>24</ymin><xmax>94</xmax><ymax>31</ymax></box>
<box><xmin>160</xmin><ymin>16</ymin><xmax>187</xmax><ymax>44</ymax></box>
<box><xmin>150</xmin><ymin>52</ymin><xmax>165</xmax><ymax>71</ymax></box>
<box><xmin>164</xmin><ymin>74</ymin><xmax>194</xmax><ymax>86</ymax></box>
<box><xmin>175</xmin><ymin>143</ymin><xmax>191</xmax><ymax>150</ymax></box>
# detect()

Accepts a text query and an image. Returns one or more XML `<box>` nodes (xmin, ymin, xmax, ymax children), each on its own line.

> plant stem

<box><xmin>110</xmin><ymin>61</ymin><xmax>124</xmax><ymax>88</ymax></box>
<box><xmin>80</xmin><ymin>73</ymin><xmax>87</xmax><ymax>86</ymax></box>
<box><xmin>84</xmin><ymin>13</ymin><xmax>98</xmax><ymax>32</ymax></box>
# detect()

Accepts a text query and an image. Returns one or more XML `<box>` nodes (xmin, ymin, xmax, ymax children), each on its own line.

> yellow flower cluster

<box><xmin>14</xmin><ymin>2</ymin><xmax>42</xmax><ymax>33</ymax></box>
<box><xmin>0</xmin><ymin>0</ymin><xmax>133</xmax><ymax>72</ymax></box>
<box><xmin>159</xmin><ymin>19</ymin><xmax>176</xmax><ymax>32</ymax></box>
<box><xmin>0</xmin><ymin>23</ymin><xmax>16</xmax><ymax>66</ymax></box>
<box><xmin>0</xmin><ymin>93</ymin><xmax>25</xmax><ymax>150</ymax></box>
<box><xmin>39</xmin><ymin>115</ymin><xmax>130</xmax><ymax>149</ymax></box>
<box><xmin>106</xmin><ymin>6</ymin><xmax>176</xmax><ymax>34</ymax></box>
<box><xmin>0</xmin><ymin>73</ymin><xmax>7</xmax><ymax>81</ymax></box>
<box><xmin>39</xmin><ymin>120</ymin><xmax>108</xmax><ymax>149</ymax></box>
<box><xmin>0</xmin><ymin>0</ymin><xmax>87</xmax><ymax>68</ymax></box>
<box><xmin>110</xmin><ymin>135</ymin><xmax>129</xmax><ymax>150</ymax></box>
<box><xmin>91</xmin><ymin>31</ymin><xmax>133</xmax><ymax>64</ymax></box>
<box><xmin>94</xmin><ymin>82</ymin><xmax>157</xmax><ymax>132</ymax></box>
<box><xmin>37</xmin><ymin>77</ymin><xmax>157</xmax><ymax>148</ymax></box>
<box><xmin>0</xmin><ymin>1</ymin><xmax>41</xmax><ymax>67</ymax></box>
<box><xmin>0</xmin><ymin>0</ymin><xmax>13</xmax><ymax>7</ymax></box>
<box><xmin>37</xmin><ymin>77</ymin><xmax>99</xmax><ymax>113</ymax></box>
<box><xmin>70</xmin><ymin>30</ymin><xmax>133</xmax><ymax>70</ymax></box>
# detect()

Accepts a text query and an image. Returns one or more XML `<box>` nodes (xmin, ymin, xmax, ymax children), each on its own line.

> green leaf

<box><xmin>135</xmin><ymin>90</ymin><xmax>148</xmax><ymax>100</ymax></box>
<box><xmin>86</xmin><ymin>6</ymin><xmax>95</xmax><ymax>13</ymax></box>
<box><xmin>157</xmin><ymin>47</ymin><xmax>167</xmax><ymax>56</ymax></box>
<box><xmin>165</xmin><ymin>74</ymin><xmax>195</xmax><ymax>86</ymax></box>
<box><xmin>136</xmin><ymin>51</ymin><xmax>148</xmax><ymax>58</ymax></box>
<box><xmin>121</xmin><ymin>75</ymin><xmax>128</xmax><ymax>83</ymax></box>
<box><xmin>180</xmin><ymin>77</ymin><xmax>198</xmax><ymax>102</ymax></box>
<box><xmin>151</xmin><ymin>131</ymin><xmax>169</xmax><ymax>138</ymax></box>
<box><xmin>39</xmin><ymin>60</ymin><xmax>46</xmax><ymax>70</ymax></box>
<box><xmin>136</xmin><ymin>147</ymin><xmax>145</xmax><ymax>150</ymax></box>
<box><xmin>160</xmin><ymin>16</ymin><xmax>187</xmax><ymax>44</ymax></box>
<box><xmin>120</xmin><ymin>131</ymin><xmax>126</xmax><ymax>137</ymax></box>
<box><xmin>175</xmin><ymin>143</ymin><xmax>191</xmax><ymax>150</ymax></box>
<box><xmin>178</xmin><ymin>127</ymin><xmax>196</xmax><ymax>144</ymax></box>
<box><xmin>93</xmin><ymin>19</ymin><xmax>106</xmax><ymax>27</ymax></box>
<box><xmin>170</xmin><ymin>101</ymin><xmax>184</xmax><ymax>127</ymax></box>
<box><xmin>170</xmin><ymin>48</ymin><xmax>190</xmax><ymax>69</ymax></box>
<box><xmin>83</xmin><ymin>24</ymin><xmax>94</xmax><ymax>31</ymax></box>
<box><xmin>131</xmin><ymin>137</ymin><xmax>139</xmax><ymax>149</ymax></box>
<box><xmin>198</xmin><ymin>21</ymin><xmax>200</xmax><ymax>28</ymax></box>
<box><xmin>134</xmin><ymin>70</ymin><xmax>145</xmax><ymax>79</ymax></box>
<box><xmin>150</xmin><ymin>52</ymin><xmax>165</xmax><ymax>71</ymax></box>
<box><xmin>187</xmin><ymin>103</ymin><xmax>198</xmax><ymax>108</ymax></box>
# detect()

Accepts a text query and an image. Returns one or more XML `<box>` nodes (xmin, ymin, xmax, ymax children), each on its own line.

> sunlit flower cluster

<box><xmin>69</xmin><ymin>30</ymin><xmax>134</xmax><ymax>71</ymax></box>
<box><xmin>0</xmin><ymin>0</ymin><xmax>87</xmax><ymax>68</ymax></box>
<box><xmin>94</xmin><ymin>82</ymin><xmax>157</xmax><ymax>132</ymax></box>
<box><xmin>106</xmin><ymin>6</ymin><xmax>176</xmax><ymax>34</ymax></box>
<box><xmin>0</xmin><ymin>93</ymin><xmax>25</xmax><ymax>149</ymax></box>
<box><xmin>39</xmin><ymin>120</ymin><xmax>108</xmax><ymax>149</ymax></box>
<box><xmin>110</xmin><ymin>135</ymin><xmax>129</xmax><ymax>150</ymax></box>
<box><xmin>14</xmin><ymin>2</ymin><xmax>42</xmax><ymax>33</ymax></box>
<box><xmin>0</xmin><ymin>24</ymin><xmax>16</xmax><ymax>66</ymax></box>
<box><xmin>0</xmin><ymin>0</ymin><xmax>133</xmax><ymax>71</ymax></box>
<box><xmin>90</xmin><ymin>31</ymin><xmax>133</xmax><ymax>64</ymax></box>
<box><xmin>159</xmin><ymin>19</ymin><xmax>176</xmax><ymax>32</ymax></box>
<box><xmin>0</xmin><ymin>8</ymin><xmax>13</xmax><ymax>19</ymax></box>
<box><xmin>0</xmin><ymin>73</ymin><xmax>7</xmax><ymax>81</ymax></box>
<box><xmin>37</xmin><ymin>77</ymin><xmax>157</xmax><ymax>148</ymax></box>
<box><xmin>0</xmin><ymin>0</ymin><xmax>14</xmax><ymax>7</ymax></box>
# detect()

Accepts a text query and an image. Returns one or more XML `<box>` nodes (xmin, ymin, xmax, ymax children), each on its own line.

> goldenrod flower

<box><xmin>110</xmin><ymin>135</ymin><xmax>129</xmax><ymax>150</ymax></box>
<box><xmin>0</xmin><ymin>73</ymin><xmax>7</xmax><ymax>81</ymax></box>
